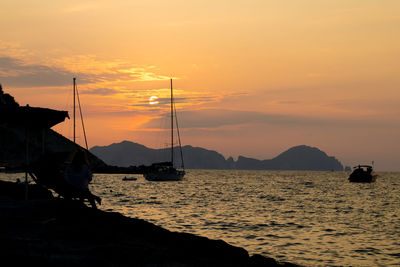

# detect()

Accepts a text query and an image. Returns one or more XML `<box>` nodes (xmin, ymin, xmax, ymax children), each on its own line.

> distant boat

<box><xmin>143</xmin><ymin>79</ymin><xmax>185</xmax><ymax>181</ymax></box>
<box><xmin>122</xmin><ymin>176</ymin><xmax>137</xmax><ymax>181</ymax></box>
<box><xmin>348</xmin><ymin>165</ymin><xmax>377</xmax><ymax>183</ymax></box>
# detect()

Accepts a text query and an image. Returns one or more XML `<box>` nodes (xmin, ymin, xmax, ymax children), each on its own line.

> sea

<box><xmin>2</xmin><ymin>170</ymin><xmax>400</xmax><ymax>266</ymax></box>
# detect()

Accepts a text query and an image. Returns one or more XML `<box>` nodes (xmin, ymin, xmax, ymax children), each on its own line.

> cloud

<box><xmin>140</xmin><ymin>109</ymin><xmax>396</xmax><ymax>130</ymax></box>
<box><xmin>54</xmin><ymin>55</ymin><xmax>170</xmax><ymax>82</ymax></box>
<box><xmin>118</xmin><ymin>68</ymin><xmax>170</xmax><ymax>82</ymax></box>
<box><xmin>80</xmin><ymin>88</ymin><xmax>119</xmax><ymax>96</ymax></box>
<box><xmin>0</xmin><ymin>56</ymin><xmax>93</xmax><ymax>87</ymax></box>
<box><xmin>131</xmin><ymin>96</ymin><xmax>216</xmax><ymax>108</ymax></box>
<box><xmin>0</xmin><ymin>48</ymin><xmax>172</xmax><ymax>88</ymax></box>
<box><xmin>0</xmin><ymin>40</ymin><xmax>33</xmax><ymax>59</ymax></box>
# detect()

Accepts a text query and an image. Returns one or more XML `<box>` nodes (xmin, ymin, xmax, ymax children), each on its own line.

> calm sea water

<box><xmin>3</xmin><ymin>170</ymin><xmax>400</xmax><ymax>266</ymax></box>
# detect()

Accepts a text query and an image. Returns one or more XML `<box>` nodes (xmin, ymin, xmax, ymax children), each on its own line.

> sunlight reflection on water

<box><xmin>90</xmin><ymin>170</ymin><xmax>400</xmax><ymax>266</ymax></box>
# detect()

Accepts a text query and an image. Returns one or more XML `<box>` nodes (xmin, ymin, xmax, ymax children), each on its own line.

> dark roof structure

<box><xmin>0</xmin><ymin>106</ymin><xmax>69</xmax><ymax>129</ymax></box>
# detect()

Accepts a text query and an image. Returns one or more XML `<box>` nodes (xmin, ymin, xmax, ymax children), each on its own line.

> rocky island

<box><xmin>91</xmin><ymin>141</ymin><xmax>344</xmax><ymax>171</ymax></box>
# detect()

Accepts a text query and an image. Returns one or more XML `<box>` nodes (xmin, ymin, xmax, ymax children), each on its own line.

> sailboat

<box><xmin>143</xmin><ymin>79</ymin><xmax>185</xmax><ymax>181</ymax></box>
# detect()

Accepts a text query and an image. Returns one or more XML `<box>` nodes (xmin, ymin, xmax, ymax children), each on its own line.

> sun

<box><xmin>149</xmin><ymin>96</ymin><xmax>159</xmax><ymax>105</ymax></box>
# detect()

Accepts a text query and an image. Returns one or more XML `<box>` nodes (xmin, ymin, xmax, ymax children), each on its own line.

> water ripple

<box><xmin>73</xmin><ymin>170</ymin><xmax>400</xmax><ymax>267</ymax></box>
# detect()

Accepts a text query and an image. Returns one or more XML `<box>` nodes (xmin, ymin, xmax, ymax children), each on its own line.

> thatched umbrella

<box><xmin>0</xmin><ymin>105</ymin><xmax>69</xmax><ymax>199</ymax></box>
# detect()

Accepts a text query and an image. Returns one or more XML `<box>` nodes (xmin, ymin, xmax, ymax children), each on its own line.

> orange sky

<box><xmin>1</xmin><ymin>1</ymin><xmax>399</xmax><ymax>170</ymax></box>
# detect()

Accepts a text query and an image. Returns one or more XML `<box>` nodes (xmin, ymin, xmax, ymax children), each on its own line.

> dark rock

<box><xmin>0</xmin><ymin>84</ymin><xmax>19</xmax><ymax>107</ymax></box>
<box><xmin>0</xmin><ymin>180</ymin><xmax>300</xmax><ymax>267</ymax></box>
<box><xmin>0</xmin><ymin>180</ymin><xmax>53</xmax><ymax>200</ymax></box>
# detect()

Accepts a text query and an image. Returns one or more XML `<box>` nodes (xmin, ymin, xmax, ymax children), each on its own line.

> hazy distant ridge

<box><xmin>90</xmin><ymin>141</ymin><xmax>343</xmax><ymax>171</ymax></box>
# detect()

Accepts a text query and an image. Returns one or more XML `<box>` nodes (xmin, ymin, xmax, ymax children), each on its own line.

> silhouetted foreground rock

<box><xmin>0</xmin><ymin>181</ymin><xmax>298</xmax><ymax>266</ymax></box>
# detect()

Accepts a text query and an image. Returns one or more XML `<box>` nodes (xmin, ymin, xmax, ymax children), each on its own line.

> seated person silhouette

<box><xmin>64</xmin><ymin>149</ymin><xmax>101</xmax><ymax>209</ymax></box>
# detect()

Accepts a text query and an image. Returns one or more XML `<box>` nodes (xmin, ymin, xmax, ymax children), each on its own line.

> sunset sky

<box><xmin>1</xmin><ymin>1</ymin><xmax>399</xmax><ymax>170</ymax></box>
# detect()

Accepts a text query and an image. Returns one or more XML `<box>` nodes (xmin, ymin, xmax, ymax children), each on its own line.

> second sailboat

<box><xmin>143</xmin><ymin>79</ymin><xmax>185</xmax><ymax>181</ymax></box>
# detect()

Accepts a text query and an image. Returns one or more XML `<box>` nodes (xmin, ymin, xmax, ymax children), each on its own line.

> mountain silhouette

<box><xmin>90</xmin><ymin>141</ymin><xmax>343</xmax><ymax>171</ymax></box>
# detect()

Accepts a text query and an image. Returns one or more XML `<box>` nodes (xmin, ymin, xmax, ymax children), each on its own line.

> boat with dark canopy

<box><xmin>348</xmin><ymin>165</ymin><xmax>377</xmax><ymax>183</ymax></box>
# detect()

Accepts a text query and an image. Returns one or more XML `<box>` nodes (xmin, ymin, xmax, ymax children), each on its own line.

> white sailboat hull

<box><xmin>144</xmin><ymin>169</ymin><xmax>185</xmax><ymax>181</ymax></box>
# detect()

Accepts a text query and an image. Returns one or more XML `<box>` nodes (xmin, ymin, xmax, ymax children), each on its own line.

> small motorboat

<box><xmin>348</xmin><ymin>165</ymin><xmax>377</xmax><ymax>183</ymax></box>
<box><xmin>122</xmin><ymin>177</ymin><xmax>138</xmax><ymax>181</ymax></box>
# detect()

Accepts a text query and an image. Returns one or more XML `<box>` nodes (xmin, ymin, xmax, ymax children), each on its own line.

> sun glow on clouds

<box><xmin>118</xmin><ymin>68</ymin><xmax>170</xmax><ymax>82</ymax></box>
<box><xmin>0</xmin><ymin>41</ymin><xmax>223</xmax><ymax>116</ymax></box>
<box><xmin>0</xmin><ymin>41</ymin><xmax>33</xmax><ymax>60</ymax></box>
<box><xmin>149</xmin><ymin>96</ymin><xmax>159</xmax><ymax>105</ymax></box>
<box><xmin>53</xmin><ymin>56</ymin><xmax>170</xmax><ymax>83</ymax></box>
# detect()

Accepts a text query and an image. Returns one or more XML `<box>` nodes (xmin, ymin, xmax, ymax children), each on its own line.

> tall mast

<box><xmin>73</xmin><ymin>77</ymin><xmax>76</xmax><ymax>144</ymax></box>
<box><xmin>76</xmin><ymin>83</ymin><xmax>89</xmax><ymax>150</ymax></box>
<box><xmin>170</xmin><ymin>78</ymin><xmax>174</xmax><ymax>165</ymax></box>
<box><xmin>174</xmin><ymin>101</ymin><xmax>185</xmax><ymax>170</ymax></box>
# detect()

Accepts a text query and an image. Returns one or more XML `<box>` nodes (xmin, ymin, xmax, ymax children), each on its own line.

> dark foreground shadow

<box><xmin>0</xmin><ymin>180</ymin><xmax>299</xmax><ymax>267</ymax></box>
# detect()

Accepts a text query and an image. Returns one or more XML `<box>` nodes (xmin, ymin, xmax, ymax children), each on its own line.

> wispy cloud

<box><xmin>0</xmin><ymin>40</ymin><xmax>34</xmax><ymax>59</ymax></box>
<box><xmin>140</xmin><ymin>109</ymin><xmax>397</xmax><ymax>130</ymax></box>
<box><xmin>118</xmin><ymin>67</ymin><xmax>170</xmax><ymax>82</ymax></box>
<box><xmin>132</xmin><ymin>96</ymin><xmax>217</xmax><ymax>108</ymax></box>
<box><xmin>80</xmin><ymin>88</ymin><xmax>119</xmax><ymax>96</ymax></box>
<box><xmin>53</xmin><ymin>55</ymin><xmax>170</xmax><ymax>82</ymax></box>
<box><xmin>0</xmin><ymin>56</ymin><xmax>89</xmax><ymax>87</ymax></box>
<box><xmin>0</xmin><ymin>41</ymin><xmax>226</xmax><ymax>114</ymax></box>
<box><xmin>0</xmin><ymin>51</ymin><xmax>171</xmax><ymax>89</ymax></box>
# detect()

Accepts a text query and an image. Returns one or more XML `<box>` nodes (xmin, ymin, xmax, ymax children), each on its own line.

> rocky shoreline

<box><xmin>0</xmin><ymin>180</ymin><xmax>298</xmax><ymax>266</ymax></box>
